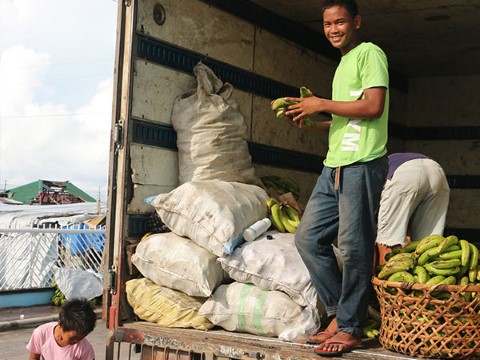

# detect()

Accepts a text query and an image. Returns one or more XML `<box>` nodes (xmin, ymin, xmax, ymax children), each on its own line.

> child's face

<box><xmin>323</xmin><ymin>5</ymin><xmax>361</xmax><ymax>54</ymax></box>
<box><xmin>55</xmin><ymin>325</ymin><xmax>86</xmax><ymax>347</ymax></box>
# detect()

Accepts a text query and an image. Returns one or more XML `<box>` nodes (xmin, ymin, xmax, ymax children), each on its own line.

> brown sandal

<box><xmin>307</xmin><ymin>331</ymin><xmax>335</xmax><ymax>345</ymax></box>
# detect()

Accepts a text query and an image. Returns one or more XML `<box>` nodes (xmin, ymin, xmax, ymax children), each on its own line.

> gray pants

<box><xmin>376</xmin><ymin>158</ymin><xmax>450</xmax><ymax>246</ymax></box>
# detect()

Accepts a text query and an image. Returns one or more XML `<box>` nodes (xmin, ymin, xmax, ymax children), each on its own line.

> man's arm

<box><xmin>285</xmin><ymin>87</ymin><xmax>386</xmax><ymax>123</ymax></box>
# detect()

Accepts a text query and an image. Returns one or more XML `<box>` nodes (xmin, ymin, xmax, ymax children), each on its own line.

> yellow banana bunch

<box><xmin>266</xmin><ymin>198</ymin><xmax>301</xmax><ymax>234</ymax></box>
<box><xmin>267</xmin><ymin>198</ymin><xmax>285</xmax><ymax>233</ymax></box>
<box><xmin>280</xmin><ymin>205</ymin><xmax>300</xmax><ymax>234</ymax></box>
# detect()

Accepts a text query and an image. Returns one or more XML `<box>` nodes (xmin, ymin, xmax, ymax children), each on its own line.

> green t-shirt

<box><xmin>324</xmin><ymin>42</ymin><xmax>389</xmax><ymax>167</ymax></box>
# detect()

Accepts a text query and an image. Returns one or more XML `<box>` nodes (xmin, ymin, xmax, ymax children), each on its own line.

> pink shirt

<box><xmin>26</xmin><ymin>322</ymin><xmax>95</xmax><ymax>360</ymax></box>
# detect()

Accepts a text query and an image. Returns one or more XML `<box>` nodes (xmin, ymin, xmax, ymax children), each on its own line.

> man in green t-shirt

<box><xmin>284</xmin><ymin>0</ymin><xmax>388</xmax><ymax>356</ymax></box>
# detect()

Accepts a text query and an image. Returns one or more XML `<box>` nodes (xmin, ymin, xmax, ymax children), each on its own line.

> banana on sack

<box><xmin>280</xmin><ymin>205</ymin><xmax>299</xmax><ymax>233</ymax></box>
<box><xmin>299</xmin><ymin>86</ymin><xmax>313</xmax><ymax>127</ymax></box>
<box><xmin>459</xmin><ymin>239</ymin><xmax>471</xmax><ymax>267</ymax></box>
<box><xmin>269</xmin><ymin>203</ymin><xmax>286</xmax><ymax>233</ymax></box>
<box><xmin>278</xmin><ymin>177</ymin><xmax>300</xmax><ymax>197</ymax></box>
<box><xmin>266</xmin><ymin>197</ymin><xmax>279</xmax><ymax>209</ymax></box>
<box><xmin>424</xmin><ymin>262</ymin><xmax>461</xmax><ymax>276</ymax></box>
<box><xmin>261</xmin><ymin>176</ymin><xmax>288</xmax><ymax>194</ymax></box>
<box><xmin>414</xmin><ymin>234</ymin><xmax>445</xmax><ymax>256</ymax></box>
<box><xmin>387</xmin><ymin>271</ymin><xmax>415</xmax><ymax>283</ymax></box>
<box><xmin>284</xmin><ymin>204</ymin><xmax>301</xmax><ymax>222</ymax></box>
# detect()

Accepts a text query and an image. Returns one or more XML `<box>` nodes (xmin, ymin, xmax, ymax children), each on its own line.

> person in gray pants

<box><xmin>376</xmin><ymin>153</ymin><xmax>450</xmax><ymax>264</ymax></box>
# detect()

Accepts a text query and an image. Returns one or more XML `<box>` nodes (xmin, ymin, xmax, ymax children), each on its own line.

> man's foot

<box><xmin>313</xmin><ymin>331</ymin><xmax>363</xmax><ymax>357</ymax></box>
<box><xmin>307</xmin><ymin>318</ymin><xmax>338</xmax><ymax>345</ymax></box>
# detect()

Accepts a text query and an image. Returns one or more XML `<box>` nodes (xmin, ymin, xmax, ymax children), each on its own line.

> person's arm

<box><xmin>284</xmin><ymin>87</ymin><xmax>386</xmax><ymax>123</ymax></box>
<box><xmin>28</xmin><ymin>352</ymin><xmax>41</xmax><ymax>360</ymax></box>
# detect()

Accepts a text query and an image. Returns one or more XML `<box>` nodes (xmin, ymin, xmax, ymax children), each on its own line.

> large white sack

<box><xmin>126</xmin><ymin>278</ymin><xmax>213</xmax><ymax>330</ymax></box>
<box><xmin>151</xmin><ymin>180</ymin><xmax>268</xmax><ymax>257</ymax></box>
<box><xmin>218</xmin><ymin>231</ymin><xmax>319</xmax><ymax>310</ymax></box>
<box><xmin>131</xmin><ymin>232</ymin><xmax>226</xmax><ymax>297</ymax></box>
<box><xmin>171</xmin><ymin>62</ymin><xmax>260</xmax><ymax>186</ymax></box>
<box><xmin>198</xmin><ymin>282</ymin><xmax>318</xmax><ymax>341</ymax></box>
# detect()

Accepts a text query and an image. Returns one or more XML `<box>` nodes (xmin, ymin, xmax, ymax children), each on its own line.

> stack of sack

<box><xmin>126</xmin><ymin>63</ymin><xmax>322</xmax><ymax>341</ymax></box>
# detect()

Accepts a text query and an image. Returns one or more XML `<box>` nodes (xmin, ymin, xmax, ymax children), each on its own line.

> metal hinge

<box><xmin>125</xmin><ymin>0</ymin><xmax>132</xmax><ymax>7</ymax></box>
<box><xmin>108</xmin><ymin>264</ymin><xmax>117</xmax><ymax>295</ymax></box>
<box><xmin>114</xmin><ymin>122</ymin><xmax>123</xmax><ymax>150</ymax></box>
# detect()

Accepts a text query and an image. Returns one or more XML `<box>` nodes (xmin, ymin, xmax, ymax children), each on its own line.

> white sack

<box><xmin>53</xmin><ymin>266</ymin><xmax>103</xmax><ymax>301</ymax></box>
<box><xmin>126</xmin><ymin>278</ymin><xmax>213</xmax><ymax>330</ymax></box>
<box><xmin>151</xmin><ymin>180</ymin><xmax>269</xmax><ymax>257</ymax></box>
<box><xmin>199</xmin><ymin>282</ymin><xmax>318</xmax><ymax>341</ymax></box>
<box><xmin>218</xmin><ymin>231</ymin><xmax>319</xmax><ymax>310</ymax></box>
<box><xmin>131</xmin><ymin>232</ymin><xmax>226</xmax><ymax>297</ymax></box>
<box><xmin>171</xmin><ymin>62</ymin><xmax>260</xmax><ymax>186</ymax></box>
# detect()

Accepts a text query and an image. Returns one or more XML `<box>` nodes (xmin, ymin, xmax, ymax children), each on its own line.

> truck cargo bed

<box><xmin>112</xmin><ymin>322</ymin><xmax>415</xmax><ymax>360</ymax></box>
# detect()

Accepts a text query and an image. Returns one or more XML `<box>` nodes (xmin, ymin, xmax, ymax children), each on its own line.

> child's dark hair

<box><xmin>323</xmin><ymin>0</ymin><xmax>359</xmax><ymax>18</ymax></box>
<box><xmin>59</xmin><ymin>298</ymin><xmax>97</xmax><ymax>336</ymax></box>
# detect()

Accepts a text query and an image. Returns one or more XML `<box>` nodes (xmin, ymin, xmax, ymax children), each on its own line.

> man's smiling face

<box><xmin>323</xmin><ymin>5</ymin><xmax>361</xmax><ymax>55</ymax></box>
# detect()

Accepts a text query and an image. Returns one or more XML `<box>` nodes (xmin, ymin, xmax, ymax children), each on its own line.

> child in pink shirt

<box><xmin>27</xmin><ymin>298</ymin><xmax>96</xmax><ymax>360</ymax></box>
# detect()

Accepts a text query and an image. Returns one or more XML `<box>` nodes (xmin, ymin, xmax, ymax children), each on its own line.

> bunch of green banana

<box><xmin>51</xmin><ymin>281</ymin><xmax>66</xmax><ymax>306</ymax></box>
<box><xmin>363</xmin><ymin>319</ymin><xmax>380</xmax><ymax>338</ymax></box>
<box><xmin>266</xmin><ymin>198</ymin><xmax>301</xmax><ymax>234</ymax></box>
<box><xmin>376</xmin><ymin>234</ymin><xmax>480</xmax><ymax>299</ymax></box>
<box><xmin>270</xmin><ymin>86</ymin><xmax>313</xmax><ymax>126</ymax></box>
<box><xmin>377</xmin><ymin>252</ymin><xmax>416</xmax><ymax>280</ymax></box>
<box><xmin>260</xmin><ymin>175</ymin><xmax>300</xmax><ymax>199</ymax></box>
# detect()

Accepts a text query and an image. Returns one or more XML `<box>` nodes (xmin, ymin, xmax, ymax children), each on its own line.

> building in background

<box><xmin>1</xmin><ymin>180</ymin><xmax>95</xmax><ymax>205</ymax></box>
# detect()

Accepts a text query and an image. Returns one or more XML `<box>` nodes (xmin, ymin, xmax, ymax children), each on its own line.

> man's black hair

<box><xmin>59</xmin><ymin>298</ymin><xmax>97</xmax><ymax>336</ymax></box>
<box><xmin>323</xmin><ymin>0</ymin><xmax>359</xmax><ymax>18</ymax></box>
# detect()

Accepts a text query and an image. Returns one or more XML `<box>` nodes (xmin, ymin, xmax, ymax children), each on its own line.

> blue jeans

<box><xmin>295</xmin><ymin>156</ymin><xmax>387</xmax><ymax>338</ymax></box>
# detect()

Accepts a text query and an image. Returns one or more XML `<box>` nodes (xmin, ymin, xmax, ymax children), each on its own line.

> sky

<box><xmin>0</xmin><ymin>0</ymin><xmax>118</xmax><ymax>202</ymax></box>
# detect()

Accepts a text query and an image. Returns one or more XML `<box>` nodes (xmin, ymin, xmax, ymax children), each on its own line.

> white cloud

<box><xmin>0</xmin><ymin>0</ymin><xmax>117</xmax><ymax>201</ymax></box>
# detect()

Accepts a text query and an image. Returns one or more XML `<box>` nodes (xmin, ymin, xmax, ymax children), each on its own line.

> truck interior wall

<box><xmin>405</xmin><ymin>75</ymin><xmax>480</xmax><ymax>238</ymax></box>
<box><xmin>127</xmin><ymin>0</ymin><xmax>408</xmax><ymax>213</ymax></box>
<box><xmin>128</xmin><ymin>0</ymin><xmax>332</xmax><ymax>211</ymax></box>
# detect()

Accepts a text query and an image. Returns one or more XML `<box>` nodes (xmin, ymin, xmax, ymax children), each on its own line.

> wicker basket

<box><xmin>372</xmin><ymin>277</ymin><xmax>480</xmax><ymax>359</ymax></box>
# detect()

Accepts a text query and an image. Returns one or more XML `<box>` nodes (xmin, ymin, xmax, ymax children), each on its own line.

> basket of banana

<box><xmin>372</xmin><ymin>234</ymin><xmax>480</xmax><ymax>359</ymax></box>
